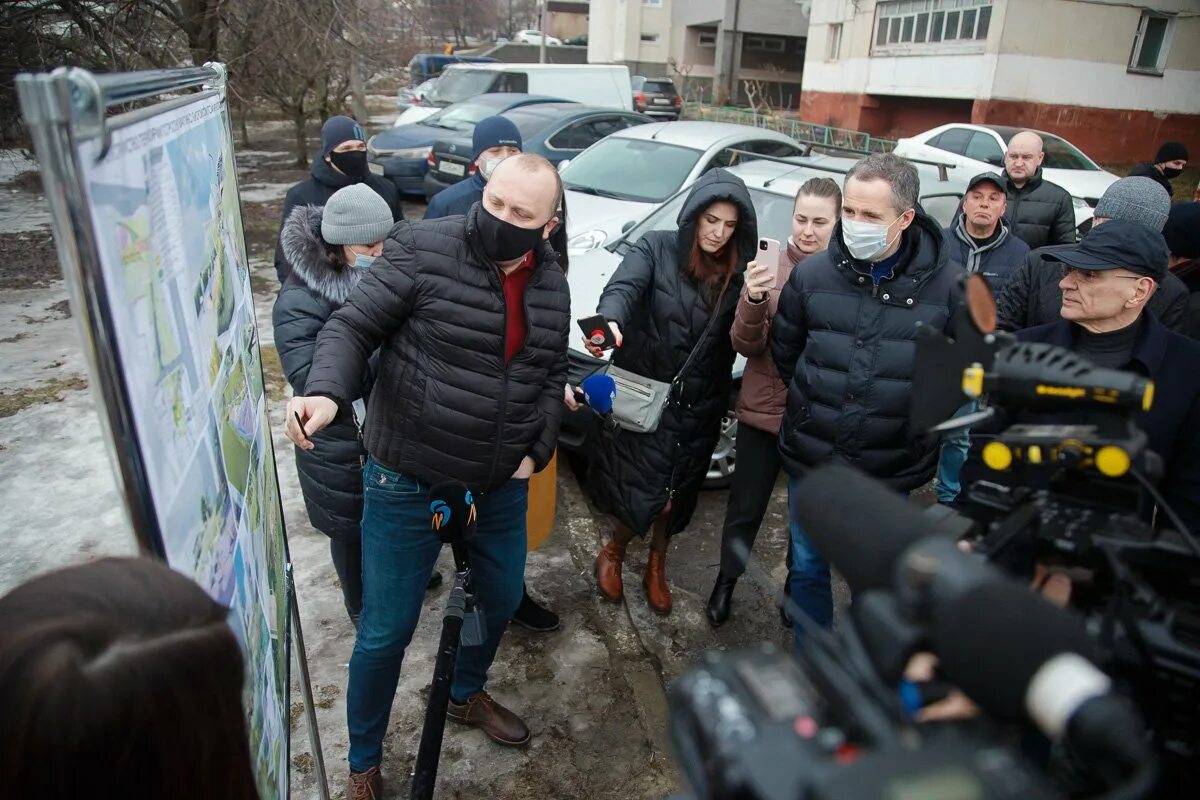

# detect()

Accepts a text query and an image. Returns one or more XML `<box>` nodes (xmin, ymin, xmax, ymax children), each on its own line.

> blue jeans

<box><xmin>934</xmin><ymin>401</ymin><xmax>978</xmax><ymax>504</ymax></box>
<box><xmin>347</xmin><ymin>457</ymin><xmax>528</xmax><ymax>772</ymax></box>
<box><xmin>787</xmin><ymin>478</ymin><xmax>833</xmax><ymax>656</ymax></box>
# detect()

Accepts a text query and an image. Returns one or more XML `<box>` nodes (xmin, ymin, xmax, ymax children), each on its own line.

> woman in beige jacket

<box><xmin>706</xmin><ymin>177</ymin><xmax>842</xmax><ymax>627</ymax></box>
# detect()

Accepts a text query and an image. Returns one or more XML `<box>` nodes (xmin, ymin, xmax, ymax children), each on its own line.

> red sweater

<box><xmin>501</xmin><ymin>251</ymin><xmax>535</xmax><ymax>363</ymax></box>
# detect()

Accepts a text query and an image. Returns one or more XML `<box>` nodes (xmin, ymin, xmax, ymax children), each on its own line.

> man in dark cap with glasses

<box><xmin>1015</xmin><ymin>220</ymin><xmax>1200</xmax><ymax>534</ymax></box>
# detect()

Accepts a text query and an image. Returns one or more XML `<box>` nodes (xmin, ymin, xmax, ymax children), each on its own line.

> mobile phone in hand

<box><xmin>577</xmin><ymin>314</ymin><xmax>617</xmax><ymax>351</ymax></box>
<box><xmin>756</xmin><ymin>237</ymin><xmax>781</xmax><ymax>289</ymax></box>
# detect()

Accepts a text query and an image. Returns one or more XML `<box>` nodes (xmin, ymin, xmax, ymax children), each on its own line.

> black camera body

<box><xmin>669</xmin><ymin>645</ymin><xmax>1061</xmax><ymax>800</ymax></box>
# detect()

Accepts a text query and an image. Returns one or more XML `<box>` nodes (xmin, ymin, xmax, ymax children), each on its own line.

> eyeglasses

<box><xmin>1059</xmin><ymin>265</ymin><xmax>1143</xmax><ymax>283</ymax></box>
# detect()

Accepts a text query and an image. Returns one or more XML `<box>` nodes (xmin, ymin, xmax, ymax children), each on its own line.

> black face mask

<box><xmin>476</xmin><ymin>204</ymin><xmax>548</xmax><ymax>262</ymax></box>
<box><xmin>329</xmin><ymin>149</ymin><xmax>369</xmax><ymax>178</ymax></box>
<box><xmin>1162</xmin><ymin>166</ymin><xmax>1183</xmax><ymax>179</ymax></box>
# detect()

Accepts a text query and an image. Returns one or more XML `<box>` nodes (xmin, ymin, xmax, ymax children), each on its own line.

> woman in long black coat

<box><xmin>272</xmin><ymin>184</ymin><xmax>392</xmax><ymax>625</ymax></box>
<box><xmin>586</xmin><ymin>169</ymin><xmax>757</xmax><ymax>615</ymax></box>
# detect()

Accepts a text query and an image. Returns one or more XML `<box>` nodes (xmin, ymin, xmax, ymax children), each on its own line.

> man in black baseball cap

<box><xmin>942</xmin><ymin>172</ymin><xmax>1030</xmax><ymax>290</ymax></box>
<box><xmin>1014</xmin><ymin>218</ymin><xmax>1200</xmax><ymax>534</ymax></box>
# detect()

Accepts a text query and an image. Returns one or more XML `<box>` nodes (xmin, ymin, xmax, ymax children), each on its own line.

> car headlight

<box><xmin>568</xmin><ymin>229</ymin><xmax>607</xmax><ymax>254</ymax></box>
<box><xmin>1072</xmin><ymin>196</ymin><xmax>1089</xmax><ymax>210</ymax></box>
<box><xmin>369</xmin><ymin>141</ymin><xmax>431</xmax><ymax>160</ymax></box>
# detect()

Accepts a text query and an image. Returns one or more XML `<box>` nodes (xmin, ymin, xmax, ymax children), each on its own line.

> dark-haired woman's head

<box><xmin>689</xmin><ymin>199</ymin><xmax>740</xmax><ymax>284</ymax></box>
<box><xmin>0</xmin><ymin>557</ymin><xmax>259</xmax><ymax>799</ymax></box>
<box><xmin>792</xmin><ymin>177</ymin><xmax>842</xmax><ymax>256</ymax></box>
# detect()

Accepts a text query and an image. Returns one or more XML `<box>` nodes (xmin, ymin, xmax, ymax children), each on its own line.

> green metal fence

<box><xmin>682</xmin><ymin>103</ymin><xmax>897</xmax><ymax>154</ymax></box>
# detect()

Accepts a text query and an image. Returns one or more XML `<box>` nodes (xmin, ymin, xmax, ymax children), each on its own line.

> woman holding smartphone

<box><xmin>581</xmin><ymin>169</ymin><xmax>756</xmax><ymax>616</ymax></box>
<box><xmin>706</xmin><ymin>177</ymin><xmax>842</xmax><ymax>627</ymax></box>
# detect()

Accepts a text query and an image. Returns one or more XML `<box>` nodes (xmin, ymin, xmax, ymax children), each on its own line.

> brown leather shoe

<box><xmin>347</xmin><ymin>766</ymin><xmax>383</xmax><ymax>800</ymax></box>
<box><xmin>447</xmin><ymin>691</ymin><xmax>531</xmax><ymax>746</ymax></box>
<box><xmin>644</xmin><ymin>548</ymin><xmax>672</xmax><ymax>615</ymax></box>
<box><xmin>595</xmin><ymin>539</ymin><xmax>627</xmax><ymax>602</ymax></box>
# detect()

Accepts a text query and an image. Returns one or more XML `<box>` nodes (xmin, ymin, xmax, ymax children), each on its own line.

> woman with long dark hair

<box><xmin>0</xmin><ymin>557</ymin><xmax>259</xmax><ymax>799</ymax></box>
<box><xmin>584</xmin><ymin>168</ymin><xmax>757</xmax><ymax>615</ymax></box>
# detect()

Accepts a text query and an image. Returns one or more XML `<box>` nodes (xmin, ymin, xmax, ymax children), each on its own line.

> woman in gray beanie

<box><xmin>272</xmin><ymin>185</ymin><xmax>436</xmax><ymax>625</ymax></box>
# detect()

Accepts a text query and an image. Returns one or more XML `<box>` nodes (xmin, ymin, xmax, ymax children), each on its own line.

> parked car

<box><xmin>396</xmin><ymin>77</ymin><xmax>438</xmax><ymax>110</ymax></box>
<box><xmin>368</xmin><ymin>93</ymin><xmax>569</xmax><ymax>196</ymax></box>
<box><xmin>631</xmin><ymin>76</ymin><xmax>682</xmax><ymax>120</ymax></box>
<box><xmin>893</xmin><ymin>123</ymin><xmax>1119</xmax><ymax>234</ymax></box>
<box><xmin>559</xmin><ymin>154</ymin><xmax>969</xmax><ymax>486</ymax></box>
<box><xmin>407</xmin><ymin>53</ymin><xmax>497</xmax><ymax>86</ymax></box>
<box><xmin>424</xmin><ymin>104</ymin><xmax>651</xmax><ymax>200</ymax></box>
<box><xmin>561</xmin><ymin>121</ymin><xmax>808</xmax><ymax>256</ymax></box>
<box><xmin>564</xmin><ymin>35</ymin><xmax>588</xmax><ymax>46</ymax></box>
<box><xmin>395</xmin><ymin>62</ymin><xmax>633</xmax><ymax>126</ymax></box>
<box><xmin>514</xmin><ymin>29</ymin><xmax>562</xmax><ymax>46</ymax></box>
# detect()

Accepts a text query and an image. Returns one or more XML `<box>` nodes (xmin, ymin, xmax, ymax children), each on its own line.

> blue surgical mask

<box><xmin>841</xmin><ymin>215</ymin><xmax>903</xmax><ymax>261</ymax></box>
<box><xmin>352</xmin><ymin>253</ymin><xmax>376</xmax><ymax>270</ymax></box>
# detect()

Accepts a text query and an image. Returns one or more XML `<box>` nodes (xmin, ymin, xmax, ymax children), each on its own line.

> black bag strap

<box><xmin>671</xmin><ymin>270</ymin><xmax>734</xmax><ymax>390</ymax></box>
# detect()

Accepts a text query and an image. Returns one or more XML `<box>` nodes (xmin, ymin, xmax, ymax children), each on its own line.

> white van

<box><xmin>394</xmin><ymin>63</ymin><xmax>632</xmax><ymax>126</ymax></box>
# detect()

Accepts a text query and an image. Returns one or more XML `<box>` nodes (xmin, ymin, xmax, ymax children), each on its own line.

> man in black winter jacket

<box><xmin>1130</xmin><ymin>141</ymin><xmax>1188</xmax><ymax>197</ymax></box>
<box><xmin>272</xmin><ymin>116</ymin><xmax>404</xmax><ymax>283</ymax></box>
<box><xmin>771</xmin><ymin>153</ymin><xmax>963</xmax><ymax>653</ymax></box>
<box><xmin>284</xmin><ymin>154</ymin><xmax>570</xmax><ymax>797</ymax></box>
<box><xmin>942</xmin><ymin>172</ymin><xmax>1030</xmax><ymax>291</ymax></box>
<box><xmin>1001</xmin><ymin>130</ymin><xmax>1077</xmax><ymax>249</ymax></box>
<box><xmin>996</xmin><ymin>176</ymin><xmax>1188</xmax><ymax>332</ymax></box>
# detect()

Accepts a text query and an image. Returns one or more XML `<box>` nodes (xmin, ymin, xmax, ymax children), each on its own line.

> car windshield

<box><xmin>995</xmin><ymin>128</ymin><xmax>1098</xmax><ymax>171</ymax></box>
<box><xmin>563</xmin><ymin>138</ymin><xmax>701</xmax><ymax>203</ymax></box>
<box><xmin>424</xmin><ymin>101</ymin><xmax>503</xmax><ymax>131</ymax></box>
<box><xmin>427</xmin><ymin>70</ymin><xmax>498</xmax><ymax>105</ymax></box>
<box><xmin>614</xmin><ymin>186</ymin><xmax>796</xmax><ymax>255</ymax></box>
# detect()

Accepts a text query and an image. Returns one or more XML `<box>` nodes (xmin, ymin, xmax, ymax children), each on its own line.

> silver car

<box><xmin>561</xmin><ymin>121</ymin><xmax>808</xmax><ymax>256</ymax></box>
<box><xmin>560</xmin><ymin>153</ymin><xmax>968</xmax><ymax>487</ymax></box>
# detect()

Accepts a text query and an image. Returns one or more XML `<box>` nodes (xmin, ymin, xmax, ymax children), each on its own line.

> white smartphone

<box><xmin>756</xmin><ymin>237</ymin><xmax>781</xmax><ymax>289</ymax></box>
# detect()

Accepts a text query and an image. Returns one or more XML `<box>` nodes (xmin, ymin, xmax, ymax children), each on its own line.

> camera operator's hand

<box><xmin>1033</xmin><ymin>563</ymin><xmax>1073</xmax><ymax>608</ymax></box>
<box><xmin>904</xmin><ymin>652</ymin><xmax>981</xmax><ymax>722</ymax></box>
<box><xmin>286</xmin><ymin>396</ymin><xmax>339</xmax><ymax>450</ymax></box>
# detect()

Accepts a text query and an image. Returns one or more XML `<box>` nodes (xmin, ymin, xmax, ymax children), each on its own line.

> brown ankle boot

<box><xmin>595</xmin><ymin>540</ymin><xmax>627</xmax><ymax>602</ymax></box>
<box><xmin>644</xmin><ymin>549</ymin><xmax>672</xmax><ymax>615</ymax></box>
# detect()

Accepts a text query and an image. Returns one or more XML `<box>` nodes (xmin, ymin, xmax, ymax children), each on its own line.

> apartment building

<box><xmin>800</xmin><ymin>0</ymin><xmax>1199</xmax><ymax>162</ymax></box>
<box><xmin>588</xmin><ymin>0</ymin><xmax>811</xmax><ymax>105</ymax></box>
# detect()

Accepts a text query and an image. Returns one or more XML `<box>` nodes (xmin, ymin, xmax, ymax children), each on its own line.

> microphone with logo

<box><xmin>576</xmin><ymin>372</ymin><xmax>619</xmax><ymax>434</ymax></box>
<box><xmin>412</xmin><ymin>480</ymin><xmax>483</xmax><ymax>800</ymax></box>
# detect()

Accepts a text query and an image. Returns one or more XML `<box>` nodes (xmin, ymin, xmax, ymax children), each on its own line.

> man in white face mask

<box><xmin>424</xmin><ymin>115</ymin><xmax>523</xmax><ymax>220</ymax></box>
<box><xmin>770</xmin><ymin>153</ymin><xmax>964</xmax><ymax>654</ymax></box>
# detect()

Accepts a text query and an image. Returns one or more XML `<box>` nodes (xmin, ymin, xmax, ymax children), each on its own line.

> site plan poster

<box><xmin>76</xmin><ymin>92</ymin><xmax>288</xmax><ymax>800</ymax></box>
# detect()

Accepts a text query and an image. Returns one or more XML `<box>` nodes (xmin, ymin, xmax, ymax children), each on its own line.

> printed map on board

<box><xmin>77</xmin><ymin>93</ymin><xmax>289</xmax><ymax>800</ymax></box>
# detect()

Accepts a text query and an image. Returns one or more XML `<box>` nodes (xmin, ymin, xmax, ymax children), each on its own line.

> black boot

<box><xmin>511</xmin><ymin>585</ymin><xmax>560</xmax><ymax>632</ymax></box>
<box><xmin>427</xmin><ymin>571</ymin><xmax>443</xmax><ymax>591</ymax></box>
<box><xmin>706</xmin><ymin>573</ymin><xmax>737</xmax><ymax>628</ymax></box>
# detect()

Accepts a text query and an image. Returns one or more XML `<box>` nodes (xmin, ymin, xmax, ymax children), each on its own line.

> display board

<box><xmin>72</xmin><ymin>91</ymin><xmax>290</xmax><ymax>800</ymax></box>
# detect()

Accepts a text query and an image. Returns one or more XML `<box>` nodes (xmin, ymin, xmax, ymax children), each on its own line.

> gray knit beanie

<box><xmin>1093</xmin><ymin>176</ymin><xmax>1171</xmax><ymax>232</ymax></box>
<box><xmin>320</xmin><ymin>184</ymin><xmax>393</xmax><ymax>245</ymax></box>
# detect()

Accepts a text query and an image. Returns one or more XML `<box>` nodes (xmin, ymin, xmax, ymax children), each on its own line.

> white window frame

<box><xmin>698</xmin><ymin>31</ymin><xmax>717</xmax><ymax>48</ymax></box>
<box><xmin>744</xmin><ymin>35</ymin><xmax>786</xmax><ymax>53</ymax></box>
<box><xmin>872</xmin><ymin>0</ymin><xmax>992</xmax><ymax>55</ymax></box>
<box><xmin>827</xmin><ymin>23</ymin><xmax>843</xmax><ymax>61</ymax></box>
<box><xmin>1128</xmin><ymin>11</ymin><xmax>1175</xmax><ymax>76</ymax></box>
<box><xmin>641</xmin><ymin>0</ymin><xmax>663</xmax><ymax>7</ymax></box>
<box><xmin>640</xmin><ymin>32</ymin><xmax>661</xmax><ymax>44</ymax></box>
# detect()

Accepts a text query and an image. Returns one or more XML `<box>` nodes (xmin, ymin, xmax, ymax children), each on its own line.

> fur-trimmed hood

<box><xmin>279</xmin><ymin>204</ymin><xmax>363</xmax><ymax>305</ymax></box>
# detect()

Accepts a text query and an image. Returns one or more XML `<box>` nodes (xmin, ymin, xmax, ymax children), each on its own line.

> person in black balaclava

<box><xmin>273</xmin><ymin>116</ymin><xmax>404</xmax><ymax>283</ymax></box>
<box><xmin>1130</xmin><ymin>141</ymin><xmax>1188</xmax><ymax>198</ymax></box>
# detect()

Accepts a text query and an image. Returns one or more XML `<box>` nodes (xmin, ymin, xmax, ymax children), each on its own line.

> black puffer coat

<box><xmin>772</xmin><ymin>211</ymin><xmax>963</xmax><ymax>490</ymax></box>
<box><xmin>995</xmin><ymin>245</ymin><xmax>1189</xmax><ymax>333</ymax></box>
<box><xmin>589</xmin><ymin>169</ymin><xmax>755</xmax><ymax>536</ymax></box>
<box><xmin>303</xmin><ymin>204</ymin><xmax>571</xmax><ymax>493</ymax></box>
<box><xmin>273</xmin><ymin>158</ymin><xmax>403</xmax><ymax>283</ymax></box>
<box><xmin>1001</xmin><ymin>169</ymin><xmax>1077</xmax><ymax>249</ymax></box>
<box><xmin>272</xmin><ymin>205</ymin><xmax>373</xmax><ymax>541</ymax></box>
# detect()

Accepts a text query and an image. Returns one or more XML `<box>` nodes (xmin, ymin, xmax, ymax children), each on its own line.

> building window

<box><xmin>1129</xmin><ymin>12</ymin><xmax>1174</xmax><ymax>75</ymax></box>
<box><xmin>827</xmin><ymin>23</ymin><xmax>842</xmax><ymax>61</ymax></box>
<box><xmin>745</xmin><ymin>35</ymin><xmax>786</xmax><ymax>53</ymax></box>
<box><xmin>640</xmin><ymin>33</ymin><xmax>661</xmax><ymax>44</ymax></box>
<box><xmin>698</xmin><ymin>31</ymin><xmax>717</xmax><ymax>48</ymax></box>
<box><xmin>641</xmin><ymin>0</ymin><xmax>663</xmax><ymax>7</ymax></box>
<box><xmin>873</xmin><ymin>0</ymin><xmax>992</xmax><ymax>52</ymax></box>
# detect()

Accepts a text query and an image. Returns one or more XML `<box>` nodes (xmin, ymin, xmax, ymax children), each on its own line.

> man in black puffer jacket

<box><xmin>1000</xmin><ymin>130</ymin><xmax>1077</xmax><ymax>249</ymax></box>
<box><xmin>285</xmin><ymin>154</ymin><xmax>570</xmax><ymax>797</ymax></box>
<box><xmin>273</xmin><ymin>116</ymin><xmax>404</xmax><ymax>283</ymax></box>
<box><xmin>772</xmin><ymin>153</ymin><xmax>963</xmax><ymax>653</ymax></box>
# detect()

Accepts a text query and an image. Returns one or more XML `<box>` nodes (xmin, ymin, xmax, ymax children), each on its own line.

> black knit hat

<box><xmin>1163</xmin><ymin>202</ymin><xmax>1200</xmax><ymax>259</ymax></box>
<box><xmin>1155</xmin><ymin>141</ymin><xmax>1188</xmax><ymax>163</ymax></box>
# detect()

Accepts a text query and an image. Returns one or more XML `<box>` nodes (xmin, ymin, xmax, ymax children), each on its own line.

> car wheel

<box><xmin>704</xmin><ymin>411</ymin><xmax>737</xmax><ymax>489</ymax></box>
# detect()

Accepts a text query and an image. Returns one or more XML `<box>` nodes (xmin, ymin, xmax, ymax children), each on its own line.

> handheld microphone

<box><xmin>581</xmin><ymin>373</ymin><xmax>616</xmax><ymax>414</ymax></box>
<box><xmin>428</xmin><ymin>481</ymin><xmax>477</xmax><ymax>545</ymax></box>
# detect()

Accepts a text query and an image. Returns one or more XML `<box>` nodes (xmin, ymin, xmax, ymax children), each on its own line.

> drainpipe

<box><xmin>729</xmin><ymin>0</ymin><xmax>741</xmax><ymax>104</ymax></box>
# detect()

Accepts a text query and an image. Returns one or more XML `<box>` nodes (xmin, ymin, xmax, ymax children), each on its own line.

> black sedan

<box><xmin>423</xmin><ymin>103</ymin><xmax>652</xmax><ymax>200</ymax></box>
